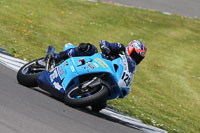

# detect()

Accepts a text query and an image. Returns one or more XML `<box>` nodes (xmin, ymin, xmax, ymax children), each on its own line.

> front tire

<box><xmin>64</xmin><ymin>85</ymin><xmax>109</xmax><ymax>108</ymax></box>
<box><xmin>17</xmin><ymin>58</ymin><xmax>45</xmax><ymax>87</ymax></box>
<box><xmin>91</xmin><ymin>101</ymin><xmax>107</xmax><ymax>112</ymax></box>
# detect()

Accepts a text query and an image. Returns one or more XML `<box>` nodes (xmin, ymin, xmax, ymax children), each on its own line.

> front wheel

<box><xmin>17</xmin><ymin>58</ymin><xmax>45</xmax><ymax>87</ymax></box>
<box><xmin>64</xmin><ymin>84</ymin><xmax>109</xmax><ymax>108</ymax></box>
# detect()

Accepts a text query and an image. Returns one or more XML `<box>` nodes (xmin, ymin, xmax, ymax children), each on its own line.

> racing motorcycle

<box><xmin>17</xmin><ymin>44</ymin><xmax>131</xmax><ymax>112</ymax></box>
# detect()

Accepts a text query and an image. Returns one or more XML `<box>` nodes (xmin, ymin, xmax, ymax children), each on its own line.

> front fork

<box><xmin>45</xmin><ymin>54</ymin><xmax>52</xmax><ymax>71</ymax></box>
<box><xmin>45</xmin><ymin>45</ymin><xmax>56</xmax><ymax>71</ymax></box>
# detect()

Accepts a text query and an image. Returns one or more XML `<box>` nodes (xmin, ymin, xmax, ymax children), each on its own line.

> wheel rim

<box><xmin>22</xmin><ymin>60</ymin><xmax>45</xmax><ymax>75</ymax></box>
<box><xmin>68</xmin><ymin>85</ymin><xmax>104</xmax><ymax>99</ymax></box>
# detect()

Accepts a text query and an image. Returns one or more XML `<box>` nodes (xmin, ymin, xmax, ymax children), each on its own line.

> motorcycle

<box><xmin>17</xmin><ymin>43</ymin><xmax>131</xmax><ymax>112</ymax></box>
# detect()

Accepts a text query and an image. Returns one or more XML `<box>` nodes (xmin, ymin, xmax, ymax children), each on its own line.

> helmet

<box><xmin>126</xmin><ymin>40</ymin><xmax>147</xmax><ymax>64</ymax></box>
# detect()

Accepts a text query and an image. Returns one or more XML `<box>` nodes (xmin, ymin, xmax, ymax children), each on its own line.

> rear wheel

<box><xmin>17</xmin><ymin>58</ymin><xmax>45</xmax><ymax>87</ymax></box>
<box><xmin>64</xmin><ymin>84</ymin><xmax>109</xmax><ymax>108</ymax></box>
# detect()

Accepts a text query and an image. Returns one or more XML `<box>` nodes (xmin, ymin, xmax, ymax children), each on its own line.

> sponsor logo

<box><xmin>94</xmin><ymin>58</ymin><xmax>108</xmax><ymax>68</ymax></box>
<box><xmin>93</xmin><ymin>63</ymin><xmax>99</xmax><ymax>68</ymax></box>
<box><xmin>59</xmin><ymin>66</ymin><xmax>63</xmax><ymax>75</ymax></box>
<box><xmin>78</xmin><ymin>58</ymin><xmax>85</xmax><ymax>65</ymax></box>
<box><xmin>50</xmin><ymin>70</ymin><xmax>58</xmax><ymax>82</ymax></box>
<box><xmin>70</xmin><ymin>65</ymin><xmax>75</xmax><ymax>72</ymax></box>
<box><xmin>88</xmin><ymin>64</ymin><xmax>95</xmax><ymax>70</ymax></box>
<box><xmin>120</xmin><ymin>55</ymin><xmax>128</xmax><ymax>71</ymax></box>
<box><xmin>53</xmin><ymin>82</ymin><xmax>63</xmax><ymax>90</ymax></box>
<box><xmin>82</xmin><ymin>66</ymin><xmax>89</xmax><ymax>72</ymax></box>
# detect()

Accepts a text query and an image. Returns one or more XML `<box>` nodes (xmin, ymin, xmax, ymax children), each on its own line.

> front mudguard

<box><xmin>65</xmin><ymin>76</ymin><xmax>112</xmax><ymax>94</ymax></box>
<box><xmin>88</xmin><ymin>78</ymin><xmax>111</xmax><ymax>93</ymax></box>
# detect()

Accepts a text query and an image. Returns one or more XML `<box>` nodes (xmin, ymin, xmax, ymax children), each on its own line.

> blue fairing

<box><xmin>38</xmin><ymin>52</ymin><xmax>135</xmax><ymax>100</ymax></box>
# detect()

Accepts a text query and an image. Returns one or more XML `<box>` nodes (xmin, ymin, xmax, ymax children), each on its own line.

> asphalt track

<box><xmin>103</xmin><ymin>0</ymin><xmax>200</xmax><ymax>18</ymax></box>
<box><xmin>0</xmin><ymin>63</ymin><xmax>145</xmax><ymax>133</ymax></box>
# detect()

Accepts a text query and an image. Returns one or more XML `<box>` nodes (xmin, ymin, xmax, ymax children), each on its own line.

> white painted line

<box><xmin>101</xmin><ymin>108</ymin><xmax>167</xmax><ymax>133</ymax></box>
<box><xmin>0</xmin><ymin>56</ymin><xmax>25</xmax><ymax>67</ymax></box>
<box><xmin>0</xmin><ymin>61</ymin><xmax>20</xmax><ymax>72</ymax></box>
<box><xmin>0</xmin><ymin>53</ymin><xmax>27</xmax><ymax>64</ymax></box>
<box><xmin>0</xmin><ymin>53</ymin><xmax>27</xmax><ymax>72</ymax></box>
<box><xmin>162</xmin><ymin>12</ymin><xmax>172</xmax><ymax>15</ymax></box>
<box><xmin>101</xmin><ymin>108</ymin><xmax>142</xmax><ymax>123</ymax></box>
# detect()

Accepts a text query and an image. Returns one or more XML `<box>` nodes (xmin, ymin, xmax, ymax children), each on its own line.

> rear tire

<box><xmin>17</xmin><ymin>58</ymin><xmax>45</xmax><ymax>87</ymax></box>
<box><xmin>64</xmin><ymin>85</ymin><xmax>109</xmax><ymax>108</ymax></box>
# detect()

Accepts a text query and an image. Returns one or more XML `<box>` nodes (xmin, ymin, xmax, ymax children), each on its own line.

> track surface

<box><xmin>0</xmin><ymin>64</ymin><xmax>143</xmax><ymax>133</ymax></box>
<box><xmin>103</xmin><ymin>0</ymin><xmax>200</xmax><ymax>18</ymax></box>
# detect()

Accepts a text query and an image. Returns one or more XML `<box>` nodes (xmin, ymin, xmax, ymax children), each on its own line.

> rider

<box><xmin>54</xmin><ymin>40</ymin><xmax>146</xmax><ymax>65</ymax></box>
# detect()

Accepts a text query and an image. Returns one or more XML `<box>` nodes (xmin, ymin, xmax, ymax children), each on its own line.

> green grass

<box><xmin>0</xmin><ymin>0</ymin><xmax>200</xmax><ymax>132</ymax></box>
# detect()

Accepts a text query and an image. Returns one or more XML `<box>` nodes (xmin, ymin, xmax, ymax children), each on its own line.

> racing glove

<box><xmin>54</xmin><ymin>51</ymin><xmax>70</xmax><ymax>62</ymax></box>
<box><xmin>100</xmin><ymin>40</ymin><xmax>111</xmax><ymax>55</ymax></box>
<box><xmin>119</xmin><ymin>43</ymin><xmax>125</xmax><ymax>52</ymax></box>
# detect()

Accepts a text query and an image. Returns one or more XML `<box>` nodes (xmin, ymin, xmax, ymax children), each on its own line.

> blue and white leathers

<box><xmin>38</xmin><ymin>44</ymin><xmax>137</xmax><ymax>100</ymax></box>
